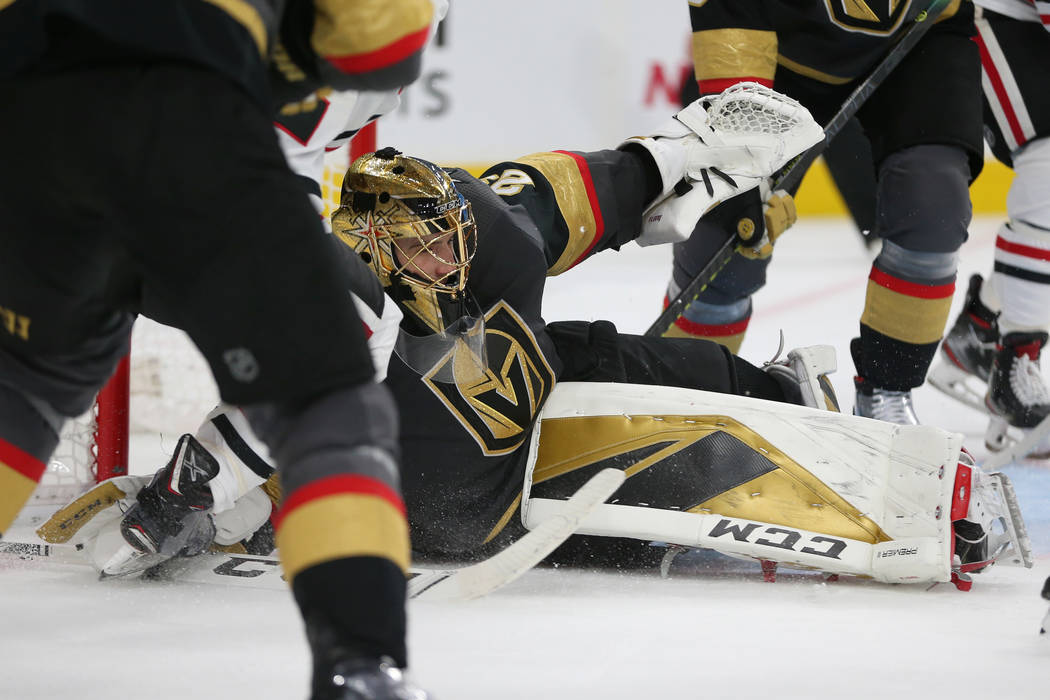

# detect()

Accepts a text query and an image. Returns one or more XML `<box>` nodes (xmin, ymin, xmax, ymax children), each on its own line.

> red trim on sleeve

<box><xmin>0</xmin><ymin>438</ymin><xmax>46</xmax><ymax>482</ymax></box>
<box><xmin>996</xmin><ymin>235</ymin><xmax>1050</xmax><ymax>262</ymax></box>
<box><xmin>274</xmin><ymin>474</ymin><xmax>406</xmax><ymax>529</ymax></box>
<box><xmin>698</xmin><ymin>77</ymin><xmax>772</xmax><ymax>95</ymax></box>
<box><xmin>868</xmin><ymin>268</ymin><xmax>955</xmax><ymax>299</ymax></box>
<box><xmin>551</xmin><ymin>150</ymin><xmax>606</xmax><ymax>269</ymax></box>
<box><xmin>326</xmin><ymin>26</ymin><xmax>430</xmax><ymax>75</ymax></box>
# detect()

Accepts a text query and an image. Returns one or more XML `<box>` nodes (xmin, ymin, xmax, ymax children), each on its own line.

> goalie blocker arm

<box><xmin>476</xmin><ymin>148</ymin><xmax>662</xmax><ymax>276</ymax></box>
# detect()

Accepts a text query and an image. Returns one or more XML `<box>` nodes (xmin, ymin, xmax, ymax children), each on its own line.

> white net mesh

<box><xmin>706</xmin><ymin>82</ymin><xmax>811</xmax><ymax>136</ymax></box>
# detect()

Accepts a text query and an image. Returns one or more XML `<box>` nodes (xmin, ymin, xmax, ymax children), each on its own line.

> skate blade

<box><xmin>98</xmin><ymin>543</ymin><xmax>169</xmax><ymax>579</ymax></box>
<box><xmin>985</xmin><ymin>472</ymin><xmax>1034</xmax><ymax>568</ymax></box>
<box><xmin>928</xmin><ymin>361</ymin><xmax>987</xmax><ymax>413</ymax></box>
<box><xmin>984</xmin><ymin>413</ymin><xmax>1050</xmax><ymax>469</ymax></box>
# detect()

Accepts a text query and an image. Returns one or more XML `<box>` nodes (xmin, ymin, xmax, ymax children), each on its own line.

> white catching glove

<box><xmin>621</xmin><ymin>82</ymin><xmax>823</xmax><ymax>245</ymax></box>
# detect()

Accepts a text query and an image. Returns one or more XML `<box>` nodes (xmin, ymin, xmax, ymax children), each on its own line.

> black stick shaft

<box><xmin>644</xmin><ymin>0</ymin><xmax>951</xmax><ymax>338</ymax></box>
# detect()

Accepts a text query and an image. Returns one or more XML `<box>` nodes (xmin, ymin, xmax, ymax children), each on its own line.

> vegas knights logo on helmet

<box><xmin>333</xmin><ymin>147</ymin><xmax>477</xmax><ymax>296</ymax></box>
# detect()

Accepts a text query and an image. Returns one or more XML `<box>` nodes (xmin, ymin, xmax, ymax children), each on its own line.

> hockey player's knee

<box><xmin>241</xmin><ymin>381</ymin><xmax>401</xmax><ymax>496</ymax></box>
<box><xmin>875</xmin><ymin>144</ymin><xmax>972</xmax><ymax>253</ymax></box>
<box><xmin>0</xmin><ymin>381</ymin><xmax>63</xmax><ymax>465</ymax></box>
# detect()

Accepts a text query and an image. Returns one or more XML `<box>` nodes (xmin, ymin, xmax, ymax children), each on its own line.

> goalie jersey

<box><xmin>387</xmin><ymin>149</ymin><xmax>663</xmax><ymax>557</ymax></box>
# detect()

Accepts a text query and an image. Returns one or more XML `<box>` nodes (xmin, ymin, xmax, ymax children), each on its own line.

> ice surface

<box><xmin>2</xmin><ymin>217</ymin><xmax>1048</xmax><ymax>699</ymax></box>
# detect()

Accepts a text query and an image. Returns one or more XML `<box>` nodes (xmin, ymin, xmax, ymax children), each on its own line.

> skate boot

<box><xmin>763</xmin><ymin>344</ymin><xmax>840</xmax><ymax>411</ymax></box>
<box><xmin>928</xmin><ymin>273</ymin><xmax>999</xmax><ymax>411</ymax></box>
<box><xmin>313</xmin><ymin>656</ymin><xmax>431</xmax><ymax>700</ymax></box>
<box><xmin>101</xmin><ymin>434</ymin><xmax>219</xmax><ymax>576</ymax></box>
<box><xmin>853</xmin><ymin>377</ymin><xmax>920</xmax><ymax>425</ymax></box>
<box><xmin>984</xmin><ymin>331</ymin><xmax>1050</xmax><ymax>457</ymax></box>
<box><xmin>308</xmin><ymin>616</ymin><xmax>431</xmax><ymax>700</ymax></box>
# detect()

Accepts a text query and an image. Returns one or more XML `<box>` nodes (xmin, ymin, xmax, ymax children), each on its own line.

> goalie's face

<box><xmin>333</xmin><ymin>149</ymin><xmax>477</xmax><ymax>295</ymax></box>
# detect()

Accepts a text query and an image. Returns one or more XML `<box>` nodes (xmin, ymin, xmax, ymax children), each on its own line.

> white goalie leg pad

<box><xmin>197</xmin><ymin>404</ymin><xmax>274</xmax><ymax>513</ymax></box>
<box><xmin>521</xmin><ymin>382</ymin><xmax>961</xmax><ymax>584</ymax></box>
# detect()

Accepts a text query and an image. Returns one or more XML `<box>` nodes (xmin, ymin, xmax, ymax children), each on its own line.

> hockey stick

<box><xmin>645</xmin><ymin>0</ymin><xmax>953</xmax><ymax>338</ymax></box>
<box><xmin>0</xmin><ymin>468</ymin><xmax>625</xmax><ymax>602</ymax></box>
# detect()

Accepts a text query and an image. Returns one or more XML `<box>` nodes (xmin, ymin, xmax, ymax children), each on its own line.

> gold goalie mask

<box><xmin>334</xmin><ymin>148</ymin><xmax>485</xmax><ymax>382</ymax></box>
<box><xmin>333</xmin><ymin>147</ymin><xmax>477</xmax><ymax>296</ymax></box>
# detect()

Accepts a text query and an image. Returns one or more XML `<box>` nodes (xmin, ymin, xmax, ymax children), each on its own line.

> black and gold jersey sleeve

<box><xmin>688</xmin><ymin>0</ymin><xmax>964</xmax><ymax>94</ymax></box>
<box><xmin>0</xmin><ymin>0</ymin><xmax>433</xmax><ymax>111</ymax></box>
<box><xmin>478</xmin><ymin>148</ymin><xmax>658</xmax><ymax>276</ymax></box>
<box><xmin>273</xmin><ymin>0</ymin><xmax>433</xmax><ymax>106</ymax></box>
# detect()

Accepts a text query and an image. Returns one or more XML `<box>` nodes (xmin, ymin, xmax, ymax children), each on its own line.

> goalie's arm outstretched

<box><xmin>477</xmin><ymin>85</ymin><xmax>822</xmax><ymax>276</ymax></box>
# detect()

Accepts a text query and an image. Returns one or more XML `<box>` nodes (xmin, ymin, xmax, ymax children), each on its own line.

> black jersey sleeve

<box><xmin>477</xmin><ymin>148</ymin><xmax>660</xmax><ymax>276</ymax></box>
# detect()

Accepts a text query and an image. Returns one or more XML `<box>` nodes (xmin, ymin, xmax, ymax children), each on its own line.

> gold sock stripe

<box><xmin>276</xmin><ymin>492</ymin><xmax>410</xmax><ymax>582</ymax></box>
<box><xmin>0</xmin><ymin>463</ymin><xmax>39</xmax><ymax>534</ymax></box>
<box><xmin>860</xmin><ymin>278</ymin><xmax>953</xmax><ymax>345</ymax></box>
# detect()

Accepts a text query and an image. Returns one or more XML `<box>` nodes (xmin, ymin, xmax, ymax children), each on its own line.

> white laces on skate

<box><xmin>1009</xmin><ymin>354</ymin><xmax>1050</xmax><ymax>408</ymax></box>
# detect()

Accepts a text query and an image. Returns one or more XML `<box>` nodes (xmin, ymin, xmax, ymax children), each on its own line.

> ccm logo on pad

<box><xmin>707</xmin><ymin>519</ymin><xmax>847</xmax><ymax>560</ymax></box>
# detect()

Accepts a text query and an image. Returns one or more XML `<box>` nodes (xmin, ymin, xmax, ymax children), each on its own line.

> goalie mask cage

<box><xmin>28</xmin><ymin>126</ymin><xmax>377</xmax><ymax>515</ymax></box>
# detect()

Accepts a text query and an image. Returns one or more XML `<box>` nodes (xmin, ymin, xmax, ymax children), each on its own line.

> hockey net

<box><xmin>24</xmin><ymin>128</ymin><xmax>374</xmax><ymax>520</ymax></box>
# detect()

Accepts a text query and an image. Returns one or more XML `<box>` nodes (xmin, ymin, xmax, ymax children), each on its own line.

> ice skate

<box><xmin>853</xmin><ymin>378</ymin><xmax>920</xmax><ymax>425</ymax></box>
<box><xmin>763</xmin><ymin>343</ymin><xmax>840</xmax><ymax>411</ymax></box>
<box><xmin>928</xmin><ymin>273</ymin><xmax>999</xmax><ymax>412</ymax></box>
<box><xmin>312</xmin><ymin>656</ymin><xmax>431</xmax><ymax>700</ymax></box>
<box><xmin>984</xmin><ymin>331</ymin><xmax>1050</xmax><ymax>458</ymax></box>
<box><xmin>100</xmin><ymin>434</ymin><xmax>219</xmax><ymax>576</ymax></box>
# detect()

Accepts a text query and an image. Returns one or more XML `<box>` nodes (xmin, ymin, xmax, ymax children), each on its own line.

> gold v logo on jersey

<box><xmin>824</xmin><ymin>0</ymin><xmax>909</xmax><ymax>35</ymax></box>
<box><xmin>424</xmin><ymin>301</ymin><xmax>555</xmax><ymax>456</ymax></box>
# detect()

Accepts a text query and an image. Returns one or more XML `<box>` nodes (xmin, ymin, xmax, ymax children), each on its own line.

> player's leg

<box><xmin>851</xmin><ymin>8</ymin><xmax>984</xmax><ymax>425</ymax></box>
<box><xmin>546</xmin><ymin>319</ymin><xmax>839</xmax><ymax>411</ymax></box>
<box><xmin>0</xmin><ymin>66</ymin><xmax>138</xmax><ymax>537</ymax></box>
<box><xmin>109</xmin><ymin>64</ymin><xmax>417</xmax><ymax>695</ymax></box>
<box><xmin>971</xmin><ymin>11</ymin><xmax>1050</xmax><ymax>452</ymax></box>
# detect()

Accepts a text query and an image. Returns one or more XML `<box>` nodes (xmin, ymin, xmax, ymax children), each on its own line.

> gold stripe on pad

<box><xmin>690</xmin><ymin>470</ymin><xmax>891</xmax><ymax>544</ymax></box>
<box><xmin>276</xmin><ymin>493</ymin><xmax>410</xmax><ymax>581</ymax></box>
<box><xmin>313</xmin><ymin>0</ymin><xmax>432</xmax><ymax>58</ymax></box>
<box><xmin>0</xmin><ymin>465</ymin><xmax>38</xmax><ymax>534</ymax></box>
<box><xmin>532</xmin><ymin>414</ymin><xmax>890</xmax><ymax>544</ymax></box>
<box><xmin>515</xmin><ymin>152</ymin><xmax>598</xmax><ymax>275</ymax></box>
<box><xmin>203</xmin><ymin>0</ymin><xmax>267</xmax><ymax>54</ymax></box>
<box><xmin>861</xmin><ymin>280</ymin><xmax>953</xmax><ymax>344</ymax></box>
<box><xmin>692</xmin><ymin>29</ymin><xmax>777</xmax><ymax>83</ymax></box>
